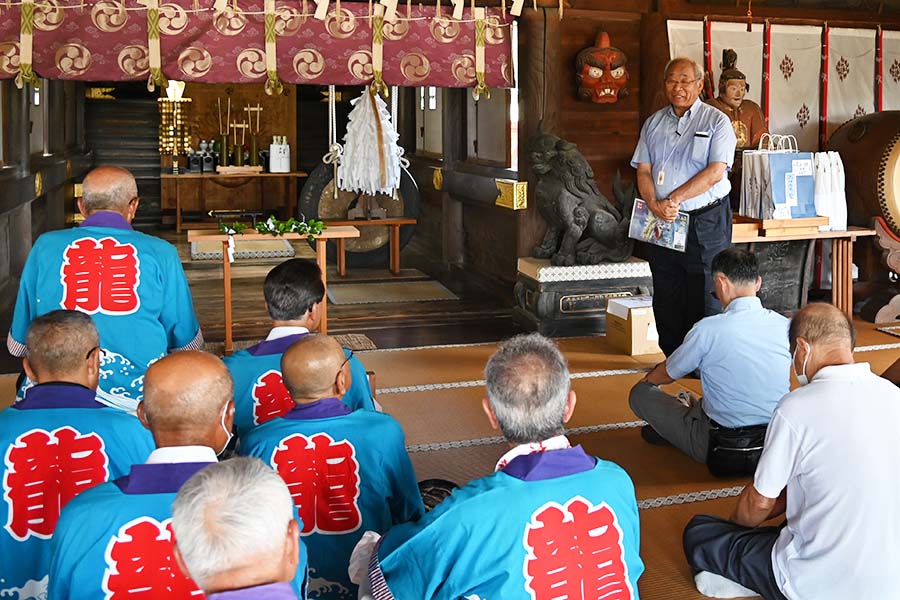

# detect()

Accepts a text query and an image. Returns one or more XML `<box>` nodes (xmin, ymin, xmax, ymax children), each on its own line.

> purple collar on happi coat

<box><xmin>114</xmin><ymin>462</ymin><xmax>213</xmax><ymax>495</ymax></box>
<box><xmin>208</xmin><ymin>583</ymin><xmax>297</xmax><ymax>600</ymax></box>
<box><xmin>246</xmin><ymin>333</ymin><xmax>308</xmax><ymax>357</ymax></box>
<box><xmin>282</xmin><ymin>397</ymin><xmax>351</xmax><ymax>421</ymax></box>
<box><xmin>502</xmin><ymin>446</ymin><xmax>597</xmax><ymax>482</ymax></box>
<box><xmin>81</xmin><ymin>211</ymin><xmax>133</xmax><ymax>231</ymax></box>
<box><xmin>13</xmin><ymin>382</ymin><xmax>105</xmax><ymax>410</ymax></box>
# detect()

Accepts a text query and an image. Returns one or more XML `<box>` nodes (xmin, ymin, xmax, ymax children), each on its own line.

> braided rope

<box><xmin>381</xmin><ymin>367</ymin><xmax>651</xmax><ymax>395</ymax></box>
<box><xmin>637</xmin><ymin>486</ymin><xmax>744</xmax><ymax>510</ymax></box>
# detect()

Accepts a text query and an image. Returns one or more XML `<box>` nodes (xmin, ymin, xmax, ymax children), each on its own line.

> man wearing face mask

<box><xmin>48</xmin><ymin>351</ymin><xmax>273</xmax><ymax>599</ymax></box>
<box><xmin>683</xmin><ymin>303</ymin><xmax>900</xmax><ymax>600</ymax></box>
<box><xmin>629</xmin><ymin>249</ymin><xmax>790</xmax><ymax>476</ymax></box>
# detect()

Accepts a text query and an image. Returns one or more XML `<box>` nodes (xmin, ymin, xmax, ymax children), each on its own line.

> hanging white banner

<box><xmin>710</xmin><ymin>21</ymin><xmax>763</xmax><ymax>106</ymax></box>
<box><xmin>827</xmin><ymin>27</ymin><xmax>875</xmax><ymax>142</ymax></box>
<box><xmin>883</xmin><ymin>30</ymin><xmax>900</xmax><ymax>112</ymax></box>
<box><xmin>667</xmin><ymin>20</ymin><xmax>703</xmax><ymax>67</ymax></box>
<box><xmin>769</xmin><ymin>24</ymin><xmax>821</xmax><ymax>152</ymax></box>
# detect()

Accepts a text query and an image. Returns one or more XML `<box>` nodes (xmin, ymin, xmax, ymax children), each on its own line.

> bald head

<box><xmin>142</xmin><ymin>351</ymin><xmax>233</xmax><ymax>442</ymax></box>
<box><xmin>81</xmin><ymin>166</ymin><xmax>138</xmax><ymax>216</ymax></box>
<box><xmin>789</xmin><ymin>303</ymin><xmax>856</xmax><ymax>352</ymax></box>
<box><xmin>281</xmin><ymin>335</ymin><xmax>348</xmax><ymax>401</ymax></box>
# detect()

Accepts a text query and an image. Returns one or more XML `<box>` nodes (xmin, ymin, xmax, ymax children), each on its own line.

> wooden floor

<box><xmin>165</xmin><ymin>228</ymin><xmax>523</xmax><ymax>351</ymax></box>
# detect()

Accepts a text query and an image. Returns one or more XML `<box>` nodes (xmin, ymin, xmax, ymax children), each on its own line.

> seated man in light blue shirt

<box><xmin>629</xmin><ymin>249</ymin><xmax>790</xmax><ymax>476</ymax></box>
<box><xmin>631</xmin><ymin>58</ymin><xmax>738</xmax><ymax>356</ymax></box>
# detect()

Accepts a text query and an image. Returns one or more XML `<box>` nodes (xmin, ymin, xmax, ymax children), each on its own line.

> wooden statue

<box><xmin>530</xmin><ymin>132</ymin><xmax>634</xmax><ymax>266</ymax></box>
<box><xmin>706</xmin><ymin>49</ymin><xmax>767</xmax><ymax>150</ymax></box>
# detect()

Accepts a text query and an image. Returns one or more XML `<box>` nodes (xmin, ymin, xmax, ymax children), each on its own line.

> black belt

<box><xmin>685</xmin><ymin>197</ymin><xmax>724</xmax><ymax>217</ymax></box>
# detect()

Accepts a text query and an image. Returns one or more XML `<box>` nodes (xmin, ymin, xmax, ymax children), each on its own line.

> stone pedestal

<box><xmin>513</xmin><ymin>257</ymin><xmax>654</xmax><ymax>337</ymax></box>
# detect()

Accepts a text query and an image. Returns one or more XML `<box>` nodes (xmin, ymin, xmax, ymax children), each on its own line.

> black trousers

<box><xmin>683</xmin><ymin>514</ymin><xmax>788</xmax><ymax>600</ymax></box>
<box><xmin>648</xmin><ymin>198</ymin><xmax>732</xmax><ymax>356</ymax></box>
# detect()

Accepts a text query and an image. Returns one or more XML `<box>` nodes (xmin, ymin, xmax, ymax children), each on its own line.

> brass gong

<box><xmin>317</xmin><ymin>182</ymin><xmax>405</xmax><ymax>253</ymax></box>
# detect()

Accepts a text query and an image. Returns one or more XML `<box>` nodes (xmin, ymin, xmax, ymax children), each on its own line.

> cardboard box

<box><xmin>605</xmin><ymin>296</ymin><xmax>661</xmax><ymax>356</ymax></box>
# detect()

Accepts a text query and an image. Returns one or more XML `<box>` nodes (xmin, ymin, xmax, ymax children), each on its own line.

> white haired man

<box><xmin>363</xmin><ymin>333</ymin><xmax>643</xmax><ymax>599</ymax></box>
<box><xmin>0</xmin><ymin>310</ymin><xmax>154</xmax><ymax>600</ymax></box>
<box><xmin>172</xmin><ymin>457</ymin><xmax>303</xmax><ymax>599</ymax></box>
<box><xmin>684</xmin><ymin>304</ymin><xmax>900</xmax><ymax>599</ymax></box>
<box><xmin>631</xmin><ymin>58</ymin><xmax>737</xmax><ymax>356</ymax></box>
<box><xmin>8</xmin><ymin>165</ymin><xmax>203</xmax><ymax>411</ymax></box>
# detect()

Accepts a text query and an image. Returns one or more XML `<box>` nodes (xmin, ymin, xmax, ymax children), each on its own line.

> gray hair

<box><xmin>81</xmin><ymin>165</ymin><xmax>138</xmax><ymax>214</ymax></box>
<box><xmin>26</xmin><ymin>309</ymin><xmax>99</xmax><ymax>376</ymax></box>
<box><xmin>171</xmin><ymin>457</ymin><xmax>294</xmax><ymax>589</ymax></box>
<box><xmin>664</xmin><ymin>57</ymin><xmax>704</xmax><ymax>82</ymax></box>
<box><xmin>484</xmin><ymin>333</ymin><xmax>571</xmax><ymax>444</ymax></box>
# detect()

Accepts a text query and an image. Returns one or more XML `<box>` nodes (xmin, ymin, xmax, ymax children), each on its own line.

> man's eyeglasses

<box><xmin>85</xmin><ymin>346</ymin><xmax>102</xmax><ymax>361</ymax></box>
<box><xmin>334</xmin><ymin>350</ymin><xmax>353</xmax><ymax>387</ymax></box>
<box><xmin>664</xmin><ymin>77</ymin><xmax>701</xmax><ymax>88</ymax></box>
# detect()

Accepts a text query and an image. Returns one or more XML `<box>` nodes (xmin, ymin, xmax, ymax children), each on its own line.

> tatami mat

<box><xmin>637</xmin><ymin>497</ymin><xmax>762</xmax><ymax>600</ymax></box>
<box><xmin>408</xmin><ymin>427</ymin><xmax>750</xmax><ymax>502</ymax></box>
<box><xmin>380</xmin><ymin>375</ymin><xmax>694</xmax><ymax>446</ymax></box>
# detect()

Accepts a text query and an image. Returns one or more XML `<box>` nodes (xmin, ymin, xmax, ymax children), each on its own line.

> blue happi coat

<box><xmin>8</xmin><ymin>212</ymin><xmax>202</xmax><ymax>411</ymax></box>
<box><xmin>48</xmin><ymin>459</ymin><xmax>309</xmax><ymax>600</ymax></box>
<box><xmin>0</xmin><ymin>383</ymin><xmax>154</xmax><ymax>600</ymax></box>
<box><xmin>242</xmin><ymin>399</ymin><xmax>424</xmax><ymax>600</ymax></box>
<box><xmin>224</xmin><ymin>333</ymin><xmax>376</xmax><ymax>439</ymax></box>
<box><xmin>369</xmin><ymin>447</ymin><xmax>644</xmax><ymax>600</ymax></box>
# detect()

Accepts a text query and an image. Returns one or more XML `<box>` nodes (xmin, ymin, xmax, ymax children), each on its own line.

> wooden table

<box><xmin>732</xmin><ymin>226</ymin><xmax>877</xmax><ymax>317</ymax></box>
<box><xmin>163</xmin><ymin>172</ymin><xmax>308</xmax><ymax>233</ymax></box>
<box><xmin>187</xmin><ymin>226</ymin><xmax>360</xmax><ymax>354</ymax></box>
<box><xmin>323</xmin><ymin>218</ymin><xmax>417</xmax><ymax>275</ymax></box>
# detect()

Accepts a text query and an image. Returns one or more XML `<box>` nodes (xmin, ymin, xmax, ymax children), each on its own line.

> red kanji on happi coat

<box><xmin>103</xmin><ymin>517</ymin><xmax>204</xmax><ymax>599</ymax></box>
<box><xmin>60</xmin><ymin>237</ymin><xmax>141</xmax><ymax>315</ymax></box>
<box><xmin>523</xmin><ymin>496</ymin><xmax>634</xmax><ymax>600</ymax></box>
<box><xmin>3</xmin><ymin>426</ymin><xmax>109</xmax><ymax>541</ymax></box>
<box><xmin>271</xmin><ymin>433</ymin><xmax>361</xmax><ymax>535</ymax></box>
<box><xmin>252</xmin><ymin>370</ymin><xmax>294</xmax><ymax>426</ymax></box>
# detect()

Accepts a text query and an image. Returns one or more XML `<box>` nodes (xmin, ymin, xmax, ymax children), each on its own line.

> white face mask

<box><xmin>792</xmin><ymin>341</ymin><xmax>810</xmax><ymax>386</ymax></box>
<box><xmin>217</xmin><ymin>404</ymin><xmax>233</xmax><ymax>457</ymax></box>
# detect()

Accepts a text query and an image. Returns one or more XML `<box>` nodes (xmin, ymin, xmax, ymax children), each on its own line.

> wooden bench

<box><xmin>323</xmin><ymin>218</ymin><xmax>417</xmax><ymax>276</ymax></box>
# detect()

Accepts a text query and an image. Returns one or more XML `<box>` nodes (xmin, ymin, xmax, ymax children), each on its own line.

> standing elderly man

<box><xmin>684</xmin><ymin>303</ymin><xmax>900</xmax><ymax>600</ymax></box>
<box><xmin>172</xmin><ymin>457</ymin><xmax>303</xmax><ymax>600</ymax></box>
<box><xmin>242</xmin><ymin>334</ymin><xmax>422</xmax><ymax>600</ymax></box>
<box><xmin>629</xmin><ymin>249</ymin><xmax>790</xmax><ymax>476</ymax></box>
<box><xmin>631</xmin><ymin>58</ymin><xmax>738</xmax><ymax>356</ymax></box>
<box><xmin>364</xmin><ymin>333</ymin><xmax>643</xmax><ymax>599</ymax></box>
<box><xmin>0</xmin><ymin>310</ymin><xmax>154</xmax><ymax>600</ymax></box>
<box><xmin>8</xmin><ymin>165</ymin><xmax>203</xmax><ymax>412</ymax></box>
<box><xmin>49</xmin><ymin>351</ymin><xmax>308</xmax><ymax>599</ymax></box>
<box><xmin>224</xmin><ymin>258</ymin><xmax>375</xmax><ymax>438</ymax></box>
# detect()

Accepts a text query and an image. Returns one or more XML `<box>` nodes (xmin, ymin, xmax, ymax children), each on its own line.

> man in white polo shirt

<box><xmin>683</xmin><ymin>303</ymin><xmax>900</xmax><ymax>600</ymax></box>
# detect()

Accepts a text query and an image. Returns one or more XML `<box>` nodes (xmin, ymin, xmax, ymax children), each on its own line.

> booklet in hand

<box><xmin>628</xmin><ymin>198</ymin><xmax>689</xmax><ymax>252</ymax></box>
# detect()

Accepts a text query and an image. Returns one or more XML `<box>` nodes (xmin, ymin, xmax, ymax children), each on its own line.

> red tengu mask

<box><xmin>575</xmin><ymin>30</ymin><xmax>629</xmax><ymax>104</ymax></box>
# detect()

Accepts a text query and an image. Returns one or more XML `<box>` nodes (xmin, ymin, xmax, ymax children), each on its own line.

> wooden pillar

<box><xmin>11</xmin><ymin>84</ymin><xmax>30</xmax><ymax>175</ymax></box>
<box><xmin>441</xmin><ymin>88</ymin><xmax>466</xmax><ymax>266</ymax></box>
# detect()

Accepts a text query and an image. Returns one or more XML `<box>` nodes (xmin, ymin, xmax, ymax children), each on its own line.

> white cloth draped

<box><xmin>667</xmin><ymin>20</ymin><xmax>704</xmax><ymax>67</ymax></box>
<box><xmin>883</xmin><ymin>30</ymin><xmax>900</xmax><ymax>111</ymax></box>
<box><xmin>769</xmin><ymin>24</ymin><xmax>822</xmax><ymax>152</ymax></box>
<box><xmin>826</xmin><ymin>28</ymin><xmax>876</xmax><ymax>142</ymax></box>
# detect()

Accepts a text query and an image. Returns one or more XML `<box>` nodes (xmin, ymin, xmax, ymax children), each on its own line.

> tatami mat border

<box><xmin>855</xmin><ymin>342</ymin><xmax>900</xmax><ymax>352</ymax></box>
<box><xmin>406</xmin><ymin>420</ymin><xmax>647</xmax><ymax>453</ymax></box>
<box><xmin>637</xmin><ymin>486</ymin><xmax>744</xmax><ymax>510</ymax></box>
<box><xmin>380</xmin><ymin>367</ymin><xmax>652</xmax><ymax>395</ymax></box>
